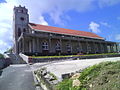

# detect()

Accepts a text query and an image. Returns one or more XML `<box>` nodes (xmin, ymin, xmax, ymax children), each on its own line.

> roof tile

<box><xmin>29</xmin><ymin>23</ymin><xmax>104</xmax><ymax>40</ymax></box>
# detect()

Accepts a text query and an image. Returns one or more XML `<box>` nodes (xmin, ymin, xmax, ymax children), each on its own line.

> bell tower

<box><xmin>13</xmin><ymin>5</ymin><xmax>29</xmax><ymax>54</ymax></box>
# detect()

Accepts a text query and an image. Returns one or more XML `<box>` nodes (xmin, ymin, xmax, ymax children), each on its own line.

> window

<box><xmin>18</xmin><ymin>9</ymin><xmax>21</xmax><ymax>13</ymax></box>
<box><xmin>42</xmin><ymin>41</ymin><xmax>49</xmax><ymax>50</ymax></box>
<box><xmin>18</xmin><ymin>28</ymin><xmax>21</xmax><ymax>37</ymax></box>
<box><xmin>20</xmin><ymin>17</ymin><xmax>25</xmax><ymax>21</ymax></box>
<box><xmin>23</xmin><ymin>28</ymin><xmax>26</xmax><ymax>32</ymax></box>
<box><xmin>21</xmin><ymin>10</ymin><xmax>23</xmax><ymax>13</ymax></box>
<box><xmin>55</xmin><ymin>41</ymin><xmax>61</xmax><ymax>51</ymax></box>
<box><xmin>66</xmin><ymin>43</ymin><xmax>71</xmax><ymax>52</ymax></box>
<box><xmin>87</xmin><ymin>43</ymin><xmax>91</xmax><ymax>52</ymax></box>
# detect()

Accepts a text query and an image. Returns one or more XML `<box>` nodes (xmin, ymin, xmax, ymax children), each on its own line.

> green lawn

<box><xmin>56</xmin><ymin>61</ymin><xmax>120</xmax><ymax>90</ymax></box>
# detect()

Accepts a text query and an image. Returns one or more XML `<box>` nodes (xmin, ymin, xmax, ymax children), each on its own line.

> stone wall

<box><xmin>0</xmin><ymin>58</ymin><xmax>11</xmax><ymax>70</ymax></box>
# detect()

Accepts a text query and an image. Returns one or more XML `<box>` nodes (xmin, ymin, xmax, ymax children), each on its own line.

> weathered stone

<box><xmin>41</xmin><ymin>69</ymin><xmax>47</xmax><ymax>76</ymax></box>
<box><xmin>72</xmin><ymin>79</ymin><xmax>81</xmax><ymax>87</ymax></box>
<box><xmin>50</xmin><ymin>80</ymin><xmax>59</xmax><ymax>85</ymax></box>
<box><xmin>44</xmin><ymin>74</ymin><xmax>51</xmax><ymax>79</ymax></box>
<box><xmin>48</xmin><ymin>75</ymin><xmax>55</xmax><ymax>81</ymax></box>
<box><xmin>71</xmin><ymin>73</ymin><xmax>80</xmax><ymax>79</ymax></box>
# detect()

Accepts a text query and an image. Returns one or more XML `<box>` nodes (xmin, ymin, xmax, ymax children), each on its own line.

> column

<box><xmin>49</xmin><ymin>37</ymin><xmax>51</xmax><ymax>53</ymax></box>
<box><xmin>70</xmin><ymin>40</ymin><xmax>72</xmax><ymax>54</ymax></box>
<box><xmin>29</xmin><ymin>40</ymin><xmax>31</xmax><ymax>53</ymax></box>
<box><xmin>60</xmin><ymin>38</ymin><xmax>62</xmax><ymax>53</ymax></box>
<box><xmin>99</xmin><ymin>42</ymin><xmax>102</xmax><ymax>53</ymax></box>
<box><xmin>105</xmin><ymin>43</ymin><xmax>108</xmax><ymax>53</ymax></box>
<box><xmin>79</xmin><ymin>41</ymin><xmax>82</xmax><ymax>53</ymax></box>
<box><xmin>110</xmin><ymin>44</ymin><xmax>113</xmax><ymax>53</ymax></box>
<box><xmin>22</xmin><ymin>38</ymin><xmax>25</xmax><ymax>53</ymax></box>
<box><xmin>36</xmin><ymin>38</ymin><xmax>39</xmax><ymax>53</ymax></box>
<box><xmin>93</xmin><ymin>41</ymin><xmax>96</xmax><ymax>54</ymax></box>
<box><xmin>32</xmin><ymin>38</ymin><xmax>36</xmax><ymax>53</ymax></box>
<box><xmin>116</xmin><ymin>44</ymin><xmax>118</xmax><ymax>52</ymax></box>
<box><xmin>86</xmin><ymin>41</ymin><xmax>88</xmax><ymax>54</ymax></box>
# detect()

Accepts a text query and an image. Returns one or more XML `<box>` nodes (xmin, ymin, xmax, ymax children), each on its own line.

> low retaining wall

<box><xmin>19</xmin><ymin>53</ymin><xmax>29</xmax><ymax>63</ymax></box>
<box><xmin>73</xmin><ymin>54</ymin><xmax>120</xmax><ymax>60</ymax></box>
<box><xmin>28</xmin><ymin>57</ymin><xmax>72</xmax><ymax>63</ymax></box>
<box><xmin>20</xmin><ymin>53</ymin><xmax>120</xmax><ymax>63</ymax></box>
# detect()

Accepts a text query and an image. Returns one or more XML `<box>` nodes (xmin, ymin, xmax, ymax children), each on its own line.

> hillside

<box><xmin>57</xmin><ymin>61</ymin><xmax>120</xmax><ymax>90</ymax></box>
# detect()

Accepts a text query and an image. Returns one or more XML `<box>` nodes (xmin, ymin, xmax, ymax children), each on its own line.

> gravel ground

<box><xmin>34</xmin><ymin>57</ymin><xmax>120</xmax><ymax>81</ymax></box>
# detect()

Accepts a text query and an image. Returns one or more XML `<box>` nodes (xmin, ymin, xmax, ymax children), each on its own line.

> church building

<box><xmin>13</xmin><ymin>5</ymin><xmax>119</xmax><ymax>56</ymax></box>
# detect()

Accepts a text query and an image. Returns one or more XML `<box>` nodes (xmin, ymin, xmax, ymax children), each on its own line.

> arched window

<box><xmin>18</xmin><ymin>28</ymin><xmax>21</xmax><ymax>37</ymax></box>
<box><xmin>42</xmin><ymin>41</ymin><xmax>49</xmax><ymax>50</ymax></box>
<box><xmin>66</xmin><ymin>43</ymin><xmax>71</xmax><ymax>52</ymax></box>
<box><xmin>21</xmin><ymin>10</ymin><xmax>23</xmax><ymax>13</ymax></box>
<box><xmin>20</xmin><ymin>17</ymin><xmax>25</xmax><ymax>21</ymax></box>
<box><xmin>88</xmin><ymin>43</ymin><xmax>91</xmax><ymax>52</ymax></box>
<box><xmin>55</xmin><ymin>41</ymin><xmax>61</xmax><ymax>51</ymax></box>
<box><xmin>23</xmin><ymin>28</ymin><xmax>26</xmax><ymax>32</ymax></box>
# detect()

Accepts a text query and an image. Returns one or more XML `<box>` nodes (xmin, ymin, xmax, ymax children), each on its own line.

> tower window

<box><xmin>20</xmin><ymin>17</ymin><xmax>24</xmax><ymax>21</ymax></box>
<box><xmin>21</xmin><ymin>10</ymin><xmax>23</xmax><ymax>13</ymax></box>
<box><xmin>18</xmin><ymin>28</ymin><xmax>21</xmax><ymax>37</ymax></box>
<box><xmin>23</xmin><ymin>28</ymin><xmax>26</xmax><ymax>32</ymax></box>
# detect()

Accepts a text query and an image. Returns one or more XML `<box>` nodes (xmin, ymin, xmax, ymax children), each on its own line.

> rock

<box><xmin>50</xmin><ymin>80</ymin><xmax>59</xmax><ymax>85</ymax></box>
<box><xmin>44</xmin><ymin>74</ymin><xmax>51</xmax><ymax>79</ymax></box>
<box><xmin>72</xmin><ymin>79</ymin><xmax>81</xmax><ymax>87</ymax></box>
<box><xmin>41</xmin><ymin>69</ymin><xmax>47</xmax><ymax>76</ymax></box>
<box><xmin>48</xmin><ymin>75</ymin><xmax>55</xmax><ymax>81</ymax></box>
<box><xmin>89</xmin><ymin>84</ymin><xmax>92</xmax><ymax>87</ymax></box>
<box><xmin>71</xmin><ymin>73</ymin><xmax>80</xmax><ymax>79</ymax></box>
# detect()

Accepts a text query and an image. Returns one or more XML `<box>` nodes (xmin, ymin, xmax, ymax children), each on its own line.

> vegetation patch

<box><xmin>30</xmin><ymin>53</ymin><xmax>119</xmax><ymax>58</ymax></box>
<box><xmin>56</xmin><ymin>61</ymin><xmax>120</xmax><ymax>90</ymax></box>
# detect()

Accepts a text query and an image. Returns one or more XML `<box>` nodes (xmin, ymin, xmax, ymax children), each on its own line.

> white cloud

<box><xmin>100</xmin><ymin>22</ymin><xmax>111</xmax><ymax>27</ymax></box>
<box><xmin>117</xmin><ymin>17</ymin><xmax>120</xmax><ymax>20</ymax></box>
<box><xmin>18</xmin><ymin>0</ymin><xmax>95</xmax><ymax>25</ymax></box>
<box><xmin>38</xmin><ymin>16</ymin><xmax>48</xmax><ymax>25</ymax></box>
<box><xmin>98</xmin><ymin>0</ymin><xmax>120</xmax><ymax>8</ymax></box>
<box><xmin>89</xmin><ymin>21</ymin><xmax>101</xmax><ymax>33</ymax></box>
<box><xmin>115</xmin><ymin>34</ymin><xmax>120</xmax><ymax>40</ymax></box>
<box><xmin>0</xmin><ymin>0</ymin><xmax>120</xmax><ymax>53</ymax></box>
<box><xmin>0</xmin><ymin>40</ymin><xmax>11</xmax><ymax>53</ymax></box>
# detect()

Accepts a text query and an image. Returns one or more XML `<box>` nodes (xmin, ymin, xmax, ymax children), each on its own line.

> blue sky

<box><xmin>0</xmin><ymin>0</ymin><xmax>120</xmax><ymax>53</ymax></box>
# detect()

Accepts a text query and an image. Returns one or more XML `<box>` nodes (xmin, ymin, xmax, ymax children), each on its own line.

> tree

<box><xmin>4</xmin><ymin>48</ymin><xmax>12</xmax><ymax>54</ymax></box>
<box><xmin>0</xmin><ymin>53</ymin><xmax>4</xmax><ymax>59</ymax></box>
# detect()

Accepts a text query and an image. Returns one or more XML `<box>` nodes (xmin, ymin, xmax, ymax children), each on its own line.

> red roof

<box><xmin>29</xmin><ymin>23</ymin><xmax>104</xmax><ymax>40</ymax></box>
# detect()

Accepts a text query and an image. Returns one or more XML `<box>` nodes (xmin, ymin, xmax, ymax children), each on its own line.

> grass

<box><xmin>56</xmin><ymin>61</ymin><xmax>120</xmax><ymax>90</ymax></box>
<box><xmin>30</xmin><ymin>53</ymin><xmax>119</xmax><ymax>58</ymax></box>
